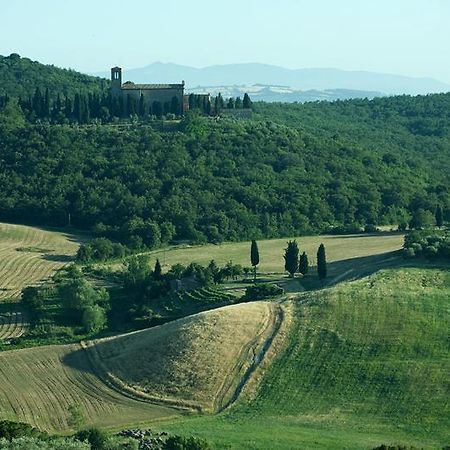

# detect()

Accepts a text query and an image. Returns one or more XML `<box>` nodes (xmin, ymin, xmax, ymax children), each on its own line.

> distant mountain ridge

<box><xmin>96</xmin><ymin>62</ymin><xmax>450</xmax><ymax>98</ymax></box>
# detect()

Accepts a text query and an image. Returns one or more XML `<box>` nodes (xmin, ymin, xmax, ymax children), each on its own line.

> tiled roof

<box><xmin>121</xmin><ymin>83</ymin><xmax>184</xmax><ymax>90</ymax></box>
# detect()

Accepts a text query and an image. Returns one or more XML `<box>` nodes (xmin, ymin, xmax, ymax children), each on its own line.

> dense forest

<box><xmin>0</xmin><ymin>55</ymin><xmax>449</xmax><ymax>248</ymax></box>
<box><xmin>0</xmin><ymin>53</ymin><xmax>107</xmax><ymax>98</ymax></box>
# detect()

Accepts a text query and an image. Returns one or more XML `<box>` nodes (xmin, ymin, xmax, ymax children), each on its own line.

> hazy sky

<box><xmin>1</xmin><ymin>0</ymin><xmax>450</xmax><ymax>82</ymax></box>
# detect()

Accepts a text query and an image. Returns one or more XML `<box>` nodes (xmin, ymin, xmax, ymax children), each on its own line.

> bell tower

<box><xmin>111</xmin><ymin>66</ymin><xmax>122</xmax><ymax>95</ymax></box>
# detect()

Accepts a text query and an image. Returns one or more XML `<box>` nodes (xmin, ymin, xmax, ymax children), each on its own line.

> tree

<box><xmin>227</xmin><ymin>97</ymin><xmax>235</xmax><ymax>109</ymax></box>
<box><xmin>75</xmin><ymin>428</ymin><xmax>108</xmax><ymax>450</ymax></box>
<box><xmin>435</xmin><ymin>205</ymin><xmax>443</xmax><ymax>228</ymax></box>
<box><xmin>284</xmin><ymin>240</ymin><xmax>299</xmax><ymax>277</ymax></box>
<box><xmin>170</xmin><ymin>96</ymin><xmax>180</xmax><ymax>115</ymax></box>
<box><xmin>152</xmin><ymin>101</ymin><xmax>163</xmax><ymax>118</ymax></box>
<box><xmin>409</xmin><ymin>208</ymin><xmax>435</xmax><ymax>229</ymax></box>
<box><xmin>243</xmin><ymin>93</ymin><xmax>252</xmax><ymax>109</ymax></box>
<box><xmin>154</xmin><ymin>259</ymin><xmax>162</xmax><ymax>279</ymax></box>
<box><xmin>81</xmin><ymin>305</ymin><xmax>106</xmax><ymax>333</ymax></box>
<box><xmin>299</xmin><ymin>251</ymin><xmax>309</xmax><ymax>275</ymax></box>
<box><xmin>317</xmin><ymin>243</ymin><xmax>327</xmax><ymax>280</ymax></box>
<box><xmin>138</xmin><ymin>93</ymin><xmax>146</xmax><ymax>117</ymax></box>
<box><xmin>250</xmin><ymin>240</ymin><xmax>260</xmax><ymax>282</ymax></box>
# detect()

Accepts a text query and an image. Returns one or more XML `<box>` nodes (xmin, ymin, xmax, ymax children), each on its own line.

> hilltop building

<box><xmin>111</xmin><ymin>66</ymin><xmax>185</xmax><ymax>115</ymax></box>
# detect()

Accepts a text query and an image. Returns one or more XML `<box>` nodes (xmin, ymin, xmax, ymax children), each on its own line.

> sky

<box><xmin>1</xmin><ymin>0</ymin><xmax>450</xmax><ymax>83</ymax></box>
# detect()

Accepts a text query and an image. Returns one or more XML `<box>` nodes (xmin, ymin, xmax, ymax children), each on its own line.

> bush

<box><xmin>74</xmin><ymin>428</ymin><xmax>108</xmax><ymax>450</ymax></box>
<box><xmin>0</xmin><ymin>421</ymin><xmax>46</xmax><ymax>441</ymax></box>
<box><xmin>402</xmin><ymin>247</ymin><xmax>415</xmax><ymax>259</ymax></box>
<box><xmin>81</xmin><ymin>305</ymin><xmax>107</xmax><ymax>333</ymax></box>
<box><xmin>164</xmin><ymin>435</ymin><xmax>211</xmax><ymax>450</ymax></box>
<box><xmin>242</xmin><ymin>283</ymin><xmax>284</xmax><ymax>301</ymax></box>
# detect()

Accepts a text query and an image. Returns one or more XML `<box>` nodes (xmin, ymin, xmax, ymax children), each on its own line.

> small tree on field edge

<box><xmin>299</xmin><ymin>251</ymin><xmax>309</xmax><ymax>276</ymax></box>
<box><xmin>284</xmin><ymin>240</ymin><xmax>299</xmax><ymax>277</ymax></box>
<box><xmin>250</xmin><ymin>240</ymin><xmax>260</xmax><ymax>282</ymax></box>
<box><xmin>317</xmin><ymin>244</ymin><xmax>327</xmax><ymax>280</ymax></box>
<box><xmin>154</xmin><ymin>258</ymin><xmax>162</xmax><ymax>279</ymax></box>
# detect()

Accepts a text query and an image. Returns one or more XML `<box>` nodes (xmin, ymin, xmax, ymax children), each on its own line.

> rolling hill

<box><xmin>0</xmin><ymin>301</ymin><xmax>284</xmax><ymax>431</ymax></box>
<box><xmin>83</xmin><ymin>301</ymin><xmax>285</xmax><ymax>412</ymax></box>
<box><xmin>161</xmin><ymin>267</ymin><xmax>450</xmax><ymax>449</ymax></box>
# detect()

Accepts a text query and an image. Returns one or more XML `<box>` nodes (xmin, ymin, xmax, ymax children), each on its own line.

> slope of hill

<box><xmin>0</xmin><ymin>342</ymin><xmax>180</xmax><ymax>431</ymax></box>
<box><xmin>162</xmin><ymin>267</ymin><xmax>450</xmax><ymax>449</ymax></box>
<box><xmin>0</xmin><ymin>53</ymin><xmax>107</xmax><ymax>99</ymax></box>
<box><xmin>0</xmin><ymin>301</ymin><xmax>284</xmax><ymax>431</ymax></box>
<box><xmin>96</xmin><ymin>62</ymin><xmax>450</xmax><ymax>95</ymax></box>
<box><xmin>84</xmin><ymin>302</ymin><xmax>284</xmax><ymax>412</ymax></box>
<box><xmin>0</xmin><ymin>223</ymin><xmax>80</xmax><ymax>300</ymax></box>
<box><xmin>0</xmin><ymin>93</ymin><xmax>449</xmax><ymax>244</ymax></box>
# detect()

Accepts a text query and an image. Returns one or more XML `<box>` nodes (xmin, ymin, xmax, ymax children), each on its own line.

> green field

<box><xmin>159</xmin><ymin>267</ymin><xmax>450</xmax><ymax>449</ymax></box>
<box><xmin>104</xmin><ymin>232</ymin><xmax>404</xmax><ymax>276</ymax></box>
<box><xmin>1</xmin><ymin>223</ymin><xmax>449</xmax><ymax>449</ymax></box>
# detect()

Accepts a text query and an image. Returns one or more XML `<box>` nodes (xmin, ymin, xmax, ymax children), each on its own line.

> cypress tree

<box><xmin>188</xmin><ymin>93</ymin><xmax>196</xmax><ymax>110</ymax></box>
<box><xmin>250</xmin><ymin>240</ymin><xmax>260</xmax><ymax>282</ymax></box>
<box><xmin>154</xmin><ymin>259</ymin><xmax>162</xmax><ymax>279</ymax></box>
<box><xmin>64</xmin><ymin>95</ymin><xmax>72</xmax><ymax>119</ymax></box>
<box><xmin>435</xmin><ymin>206</ymin><xmax>443</xmax><ymax>228</ymax></box>
<box><xmin>32</xmin><ymin>87</ymin><xmax>42</xmax><ymax>117</ymax></box>
<box><xmin>299</xmin><ymin>251</ymin><xmax>309</xmax><ymax>276</ymax></box>
<box><xmin>139</xmin><ymin>94</ymin><xmax>146</xmax><ymax>117</ymax></box>
<box><xmin>284</xmin><ymin>240</ymin><xmax>299</xmax><ymax>278</ymax></box>
<box><xmin>227</xmin><ymin>97</ymin><xmax>235</xmax><ymax>109</ymax></box>
<box><xmin>317</xmin><ymin>244</ymin><xmax>327</xmax><ymax>280</ymax></box>
<box><xmin>170</xmin><ymin>96</ymin><xmax>180</xmax><ymax>115</ymax></box>
<box><xmin>243</xmin><ymin>93</ymin><xmax>252</xmax><ymax>109</ymax></box>
<box><xmin>73</xmin><ymin>94</ymin><xmax>81</xmax><ymax>122</ymax></box>
<box><xmin>235</xmin><ymin>96</ymin><xmax>243</xmax><ymax>109</ymax></box>
<box><xmin>217</xmin><ymin>93</ymin><xmax>225</xmax><ymax>110</ymax></box>
<box><xmin>43</xmin><ymin>88</ymin><xmax>50</xmax><ymax>118</ymax></box>
<box><xmin>152</xmin><ymin>101</ymin><xmax>162</xmax><ymax>118</ymax></box>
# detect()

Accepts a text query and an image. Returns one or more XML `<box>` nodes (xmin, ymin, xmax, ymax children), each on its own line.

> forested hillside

<box><xmin>0</xmin><ymin>57</ymin><xmax>449</xmax><ymax>247</ymax></box>
<box><xmin>0</xmin><ymin>54</ymin><xmax>107</xmax><ymax>99</ymax></box>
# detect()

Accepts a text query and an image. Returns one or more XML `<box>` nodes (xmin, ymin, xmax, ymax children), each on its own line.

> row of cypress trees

<box><xmin>250</xmin><ymin>240</ymin><xmax>327</xmax><ymax>281</ymax></box>
<box><xmin>13</xmin><ymin>88</ymin><xmax>253</xmax><ymax>123</ymax></box>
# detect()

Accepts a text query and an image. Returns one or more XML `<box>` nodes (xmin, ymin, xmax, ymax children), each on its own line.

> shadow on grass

<box><xmin>41</xmin><ymin>254</ymin><xmax>74</xmax><ymax>263</ymax></box>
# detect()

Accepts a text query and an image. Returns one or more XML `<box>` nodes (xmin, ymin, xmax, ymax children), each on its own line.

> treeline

<box><xmin>3</xmin><ymin>89</ymin><xmax>252</xmax><ymax>123</ymax></box>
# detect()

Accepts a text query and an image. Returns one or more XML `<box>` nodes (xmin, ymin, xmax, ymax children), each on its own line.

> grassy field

<box><xmin>86</xmin><ymin>302</ymin><xmax>283</xmax><ymax>412</ymax></box>
<box><xmin>0</xmin><ymin>342</ymin><xmax>182</xmax><ymax>431</ymax></box>
<box><xmin>0</xmin><ymin>222</ymin><xmax>80</xmax><ymax>300</ymax></box>
<box><xmin>159</xmin><ymin>267</ymin><xmax>450</xmax><ymax>449</ymax></box>
<box><xmin>113</xmin><ymin>232</ymin><xmax>404</xmax><ymax>276</ymax></box>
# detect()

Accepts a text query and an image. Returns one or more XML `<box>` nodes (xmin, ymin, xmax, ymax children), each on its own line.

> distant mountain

<box><xmin>187</xmin><ymin>84</ymin><xmax>383</xmax><ymax>103</ymax></box>
<box><xmin>96</xmin><ymin>62</ymin><xmax>450</xmax><ymax>98</ymax></box>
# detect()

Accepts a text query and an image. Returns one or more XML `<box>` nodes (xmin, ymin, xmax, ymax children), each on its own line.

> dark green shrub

<box><xmin>242</xmin><ymin>283</ymin><xmax>284</xmax><ymax>301</ymax></box>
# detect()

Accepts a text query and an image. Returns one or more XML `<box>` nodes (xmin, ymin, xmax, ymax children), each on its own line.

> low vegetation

<box><xmin>403</xmin><ymin>229</ymin><xmax>450</xmax><ymax>259</ymax></box>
